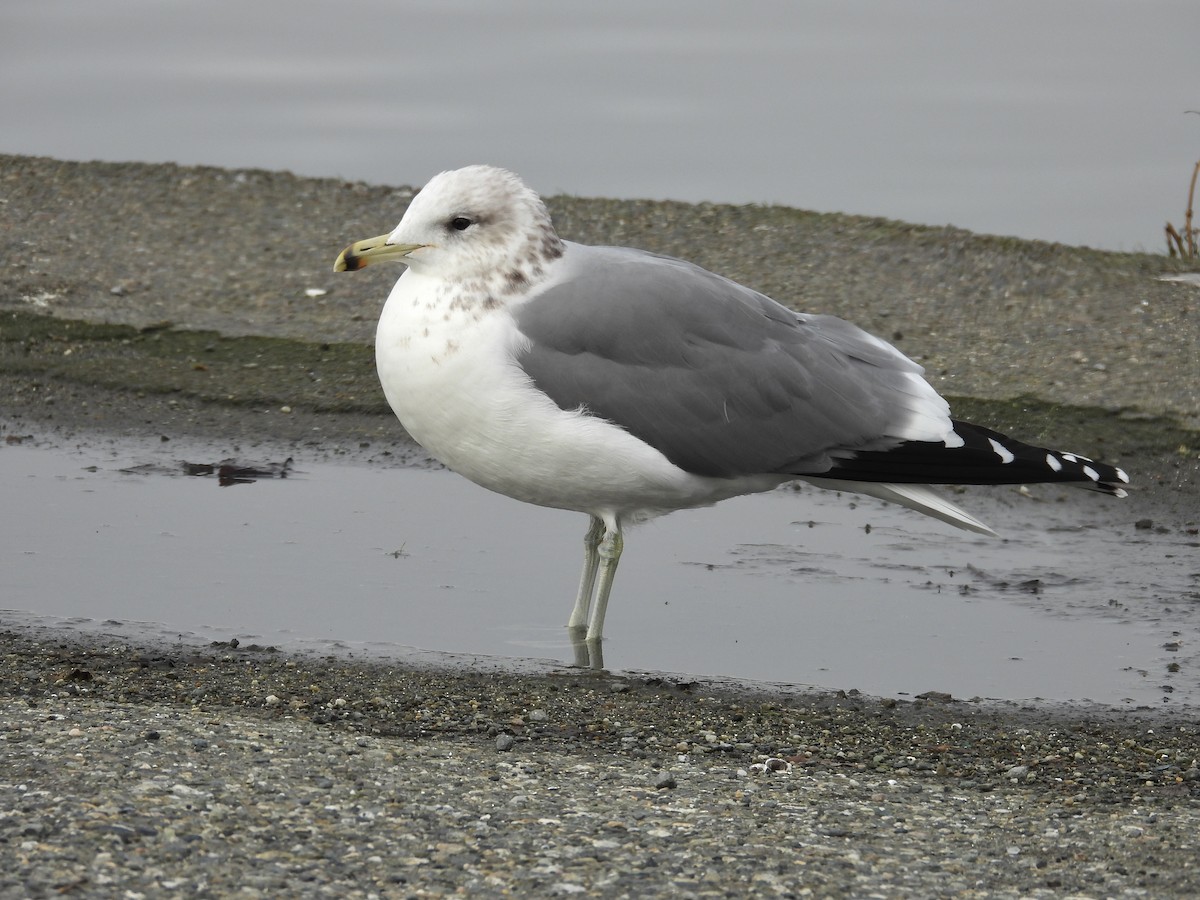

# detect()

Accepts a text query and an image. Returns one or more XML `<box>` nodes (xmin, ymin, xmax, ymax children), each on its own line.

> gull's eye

<box><xmin>449</xmin><ymin>216</ymin><xmax>472</xmax><ymax>231</ymax></box>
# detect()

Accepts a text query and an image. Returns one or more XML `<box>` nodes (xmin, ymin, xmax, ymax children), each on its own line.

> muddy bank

<box><xmin>2</xmin><ymin>153</ymin><xmax>1198</xmax><ymax>515</ymax></box>
<box><xmin>3</xmin><ymin>152</ymin><xmax>1198</xmax><ymax>426</ymax></box>
<box><xmin>3</xmin><ymin>627</ymin><xmax>1200</xmax><ymax>898</ymax></box>
<box><xmin>2</xmin><ymin>155</ymin><xmax>1199</xmax><ymax>896</ymax></box>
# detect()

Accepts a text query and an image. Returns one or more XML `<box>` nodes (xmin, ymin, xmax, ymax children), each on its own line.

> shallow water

<box><xmin>3</xmin><ymin>440</ymin><xmax>1196</xmax><ymax>707</ymax></box>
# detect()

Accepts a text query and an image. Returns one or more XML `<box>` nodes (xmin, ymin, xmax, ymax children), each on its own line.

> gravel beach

<box><xmin>2</xmin><ymin>154</ymin><xmax>1199</xmax><ymax>897</ymax></box>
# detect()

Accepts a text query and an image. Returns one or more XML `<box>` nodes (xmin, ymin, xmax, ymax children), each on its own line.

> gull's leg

<box><xmin>585</xmin><ymin>639</ymin><xmax>604</xmax><ymax>671</ymax></box>
<box><xmin>567</xmin><ymin>516</ymin><xmax>605</xmax><ymax>630</ymax></box>
<box><xmin>568</xmin><ymin>631</ymin><xmax>593</xmax><ymax>668</ymax></box>
<box><xmin>585</xmin><ymin>525</ymin><xmax>624</xmax><ymax>644</ymax></box>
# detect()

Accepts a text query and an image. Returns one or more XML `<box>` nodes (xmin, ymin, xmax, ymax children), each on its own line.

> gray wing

<box><xmin>514</xmin><ymin>243</ymin><xmax>948</xmax><ymax>479</ymax></box>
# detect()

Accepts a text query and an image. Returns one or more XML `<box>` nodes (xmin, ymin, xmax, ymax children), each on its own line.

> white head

<box><xmin>334</xmin><ymin>165</ymin><xmax>564</xmax><ymax>292</ymax></box>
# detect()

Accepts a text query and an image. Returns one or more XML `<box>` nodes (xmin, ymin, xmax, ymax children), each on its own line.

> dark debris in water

<box><xmin>120</xmin><ymin>457</ymin><xmax>294</xmax><ymax>486</ymax></box>
<box><xmin>938</xmin><ymin>564</ymin><xmax>1085</xmax><ymax>596</ymax></box>
<box><xmin>209</xmin><ymin>637</ymin><xmax>280</xmax><ymax>653</ymax></box>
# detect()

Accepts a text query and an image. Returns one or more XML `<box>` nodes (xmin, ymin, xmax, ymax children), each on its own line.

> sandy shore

<box><xmin>1</xmin><ymin>154</ymin><xmax>1199</xmax><ymax>897</ymax></box>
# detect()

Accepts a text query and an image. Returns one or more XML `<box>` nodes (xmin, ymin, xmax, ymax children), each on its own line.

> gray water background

<box><xmin>3</xmin><ymin>0</ymin><xmax>1198</xmax><ymax>251</ymax></box>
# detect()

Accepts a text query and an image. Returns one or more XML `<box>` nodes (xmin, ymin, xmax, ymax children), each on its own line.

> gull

<box><xmin>334</xmin><ymin>165</ymin><xmax>1129</xmax><ymax>651</ymax></box>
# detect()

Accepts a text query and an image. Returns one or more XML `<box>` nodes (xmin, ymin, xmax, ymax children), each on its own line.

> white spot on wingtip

<box><xmin>987</xmin><ymin>438</ymin><xmax>1015</xmax><ymax>464</ymax></box>
<box><xmin>1082</xmin><ymin>465</ymin><xmax>1099</xmax><ymax>481</ymax></box>
<box><xmin>1113</xmin><ymin>487</ymin><xmax>1128</xmax><ymax>498</ymax></box>
<box><xmin>1045</xmin><ymin>453</ymin><xmax>1063</xmax><ymax>472</ymax></box>
<box><xmin>1116</xmin><ymin>468</ymin><xmax>1129</xmax><ymax>483</ymax></box>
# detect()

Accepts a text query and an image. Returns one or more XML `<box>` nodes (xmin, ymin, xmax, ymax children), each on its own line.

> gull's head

<box><xmin>334</xmin><ymin>165</ymin><xmax>564</xmax><ymax>287</ymax></box>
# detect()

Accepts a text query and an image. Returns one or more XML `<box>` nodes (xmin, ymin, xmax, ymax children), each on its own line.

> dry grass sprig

<box><xmin>1166</xmin><ymin>112</ymin><xmax>1199</xmax><ymax>258</ymax></box>
<box><xmin>1165</xmin><ymin>158</ymin><xmax>1198</xmax><ymax>258</ymax></box>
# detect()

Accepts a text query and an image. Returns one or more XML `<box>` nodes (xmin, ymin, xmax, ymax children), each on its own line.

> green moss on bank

<box><xmin>2</xmin><ymin>309</ymin><xmax>1194</xmax><ymax>476</ymax></box>
<box><xmin>0</xmin><ymin>309</ymin><xmax>386</xmax><ymax>415</ymax></box>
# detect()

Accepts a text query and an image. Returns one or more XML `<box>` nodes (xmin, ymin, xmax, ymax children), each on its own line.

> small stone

<box><xmin>528</xmin><ymin>709</ymin><xmax>548</xmax><ymax>723</ymax></box>
<box><xmin>653</xmin><ymin>772</ymin><xmax>677</xmax><ymax>790</ymax></box>
<box><xmin>916</xmin><ymin>691</ymin><xmax>953</xmax><ymax>702</ymax></box>
<box><xmin>21</xmin><ymin>820</ymin><xmax>48</xmax><ymax>837</ymax></box>
<box><xmin>495</xmin><ymin>734</ymin><xmax>515</xmax><ymax>752</ymax></box>
<box><xmin>103</xmin><ymin>824</ymin><xmax>139</xmax><ymax>842</ymax></box>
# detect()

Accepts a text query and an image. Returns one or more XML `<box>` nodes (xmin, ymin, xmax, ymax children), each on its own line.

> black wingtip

<box><xmin>810</xmin><ymin>420</ymin><xmax>1130</xmax><ymax>494</ymax></box>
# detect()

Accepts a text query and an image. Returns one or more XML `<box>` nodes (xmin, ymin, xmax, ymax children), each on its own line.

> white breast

<box><xmin>373</xmin><ymin>271</ymin><xmax>782</xmax><ymax>520</ymax></box>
